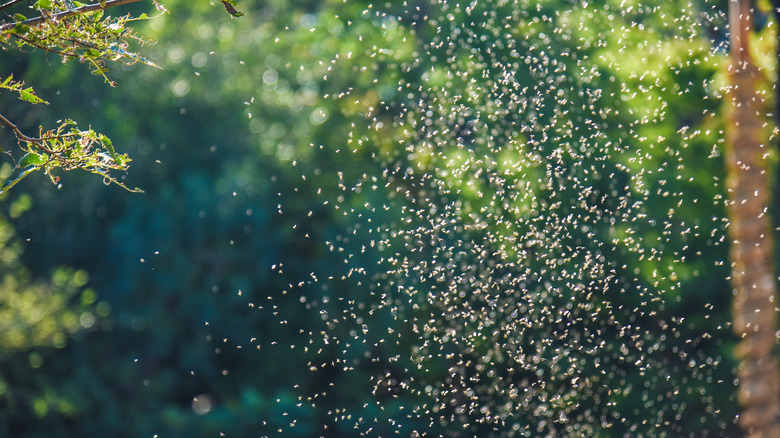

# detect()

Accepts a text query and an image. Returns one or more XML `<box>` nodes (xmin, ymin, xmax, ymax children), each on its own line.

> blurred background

<box><xmin>0</xmin><ymin>0</ymin><xmax>765</xmax><ymax>436</ymax></box>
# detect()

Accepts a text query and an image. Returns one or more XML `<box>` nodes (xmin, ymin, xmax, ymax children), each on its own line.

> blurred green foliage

<box><xmin>0</xmin><ymin>0</ymin><xmax>770</xmax><ymax>436</ymax></box>
<box><xmin>0</xmin><ymin>196</ymin><xmax>97</xmax><ymax>352</ymax></box>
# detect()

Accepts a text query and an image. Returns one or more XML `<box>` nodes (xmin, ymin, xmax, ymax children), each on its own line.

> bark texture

<box><xmin>727</xmin><ymin>0</ymin><xmax>780</xmax><ymax>435</ymax></box>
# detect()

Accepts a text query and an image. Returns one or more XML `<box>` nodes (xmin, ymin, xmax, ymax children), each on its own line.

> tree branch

<box><xmin>0</xmin><ymin>112</ymin><xmax>75</xmax><ymax>154</ymax></box>
<box><xmin>0</xmin><ymin>0</ymin><xmax>145</xmax><ymax>32</ymax></box>
<box><xmin>0</xmin><ymin>0</ymin><xmax>26</xmax><ymax>12</ymax></box>
<box><xmin>0</xmin><ymin>111</ymin><xmax>33</xmax><ymax>142</ymax></box>
<box><xmin>8</xmin><ymin>31</ymin><xmax>81</xmax><ymax>58</ymax></box>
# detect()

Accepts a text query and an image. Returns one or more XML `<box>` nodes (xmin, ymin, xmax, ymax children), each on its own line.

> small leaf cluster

<box><xmin>0</xmin><ymin>75</ymin><xmax>138</xmax><ymax>194</ymax></box>
<box><xmin>1</xmin><ymin>2</ymin><xmax>159</xmax><ymax>84</ymax></box>
<box><xmin>11</xmin><ymin>121</ymin><xmax>136</xmax><ymax>194</ymax></box>
<box><xmin>0</xmin><ymin>74</ymin><xmax>48</xmax><ymax>104</ymax></box>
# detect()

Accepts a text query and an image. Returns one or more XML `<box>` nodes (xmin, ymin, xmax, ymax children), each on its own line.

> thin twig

<box><xmin>0</xmin><ymin>112</ymin><xmax>80</xmax><ymax>154</ymax></box>
<box><xmin>0</xmin><ymin>0</ymin><xmax>144</xmax><ymax>32</ymax></box>
<box><xmin>8</xmin><ymin>31</ymin><xmax>81</xmax><ymax>58</ymax></box>
<box><xmin>0</xmin><ymin>111</ymin><xmax>31</xmax><ymax>141</ymax></box>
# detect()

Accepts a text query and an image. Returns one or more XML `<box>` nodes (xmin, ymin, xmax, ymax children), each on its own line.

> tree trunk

<box><xmin>727</xmin><ymin>0</ymin><xmax>780</xmax><ymax>435</ymax></box>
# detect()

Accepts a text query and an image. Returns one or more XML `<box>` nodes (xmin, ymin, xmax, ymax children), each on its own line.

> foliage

<box><xmin>0</xmin><ymin>0</ymin><xmax>162</xmax><ymax>194</ymax></box>
<box><xmin>0</xmin><ymin>0</ymin><xmax>241</xmax><ymax>195</ymax></box>
<box><xmin>0</xmin><ymin>76</ymin><xmax>134</xmax><ymax>194</ymax></box>
<box><xmin>0</xmin><ymin>1</ymin><xmax>161</xmax><ymax>81</ymax></box>
<box><xmin>0</xmin><ymin>194</ymin><xmax>97</xmax><ymax>351</ymax></box>
<box><xmin>0</xmin><ymin>0</ymin><xmax>766</xmax><ymax>436</ymax></box>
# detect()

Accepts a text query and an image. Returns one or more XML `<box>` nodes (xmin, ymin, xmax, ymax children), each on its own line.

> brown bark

<box><xmin>727</xmin><ymin>0</ymin><xmax>780</xmax><ymax>436</ymax></box>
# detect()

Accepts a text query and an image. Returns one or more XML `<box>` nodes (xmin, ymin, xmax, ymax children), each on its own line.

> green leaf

<box><xmin>12</xmin><ymin>23</ymin><xmax>30</xmax><ymax>35</ymax></box>
<box><xmin>18</xmin><ymin>88</ymin><xmax>45</xmax><ymax>104</ymax></box>
<box><xmin>0</xmin><ymin>166</ymin><xmax>38</xmax><ymax>196</ymax></box>
<box><xmin>34</xmin><ymin>0</ymin><xmax>54</xmax><ymax>9</ymax></box>
<box><xmin>100</xmin><ymin>135</ymin><xmax>117</xmax><ymax>159</ymax></box>
<box><xmin>12</xmin><ymin>14</ymin><xmax>27</xmax><ymax>22</ymax></box>
<box><xmin>18</xmin><ymin>152</ymin><xmax>48</xmax><ymax>167</ymax></box>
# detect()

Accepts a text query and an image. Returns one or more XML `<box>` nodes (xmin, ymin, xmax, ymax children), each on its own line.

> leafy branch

<box><xmin>2</xmin><ymin>1</ymin><xmax>162</xmax><ymax>83</ymax></box>
<box><xmin>0</xmin><ymin>74</ymin><xmax>48</xmax><ymax>104</ymax></box>
<box><xmin>0</xmin><ymin>1</ymin><xmax>158</xmax><ymax>193</ymax></box>
<box><xmin>0</xmin><ymin>75</ymin><xmax>138</xmax><ymax>194</ymax></box>
<box><xmin>0</xmin><ymin>0</ymin><xmax>242</xmax><ymax>195</ymax></box>
<box><xmin>0</xmin><ymin>0</ymin><xmax>150</xmax><ymax>31</ymax></box>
